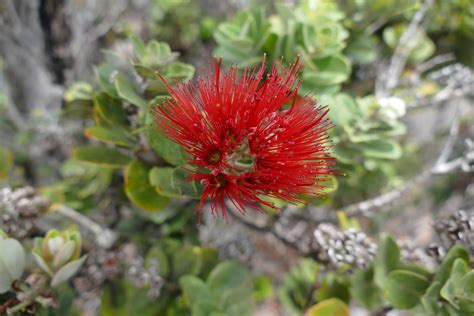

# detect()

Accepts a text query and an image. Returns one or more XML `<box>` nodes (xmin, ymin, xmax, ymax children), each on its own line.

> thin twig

<box><xmin>407</xmin><ymin>86</ymin><xmax>471</xmax><ymax>109</ymax></box>
<box><xmin>55</xmin><ymin>205</ymin><xmax>118</xmax><ymax>249</ymax></box>
<box><xmin>376</xmin><ymin>0</ymin><xmax>433</xmax><ymax>98</ymax></box>
<box><xmin>433</xmin><ymin>107</ymin><xmax>460</xmax><ymax>169</ymax></box>
<box><xmin>416</xmin><ymin>53</ymin><xmax>455</xmax><ymax>74</ymax></box>
<box><xmin>432</xmin><ymin>140</ymin><xmax>474</xmax><ymax>174</ymax></box>
<box><xmin>343</xmin><ymin>169</ymin><xmax>432</xmax><ymax>217</ymax></box>
<box><xmin>226</xmin><ymin>203</ymin><xmax>334</xmax><ymax>261</ymax></box>
<box><xmin>366</xmin><ymin>17</ymin><xmax>388</xmax><ymax>35</ymax></box>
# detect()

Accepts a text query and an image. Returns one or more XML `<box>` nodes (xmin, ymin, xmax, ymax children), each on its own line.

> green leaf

<box><xmin>134</xmin><ymin>64</ymin><xmax>159</xmax><ymax>80</ymax></box>
<box><xmin>0</xmin><ymin>146</ymin><xmax>13</xmax><ymax>179</ymax></box>
<box><xmin>459</xmin><ymin>298</ymin><xmax>474</xmax><ymax>315</ymax></box>
<box><xmin>346</xmin><ymin>129</ymin><xmax>381</xmax><ymax>143</ymax></box>
<box><xmin>179</xmin><ymin>261</ymin><xmax>254</xmax><ymax>316</ymax></box>
<box><xmin>192</xmin><ymin>301</ymin><xmax>223</xmax><ymax>316</ymax></box>
<box><xmin>316</xmin><ymin>273</ymin><xmax>350</xmax><ymax>304</ymax></box>
<box><xmin>100</xmin><ymin>282</ymin><xmax>128</xmax><ymax>316</ymax></box>
<box><xmin>94</xmin><ymin>63</ymin><xmax>119</xmax><ymax>97</ymax></box>
<box><xmin>301</xmin><ymin>54</ymin><xmax>351</xmax><ymax>86</ymax></box>
<box><xmin>434</xmin><ymin>245</ymin><xmax>470</xmax><ymax>285</ymax></box>
<box><xmin>172</xmin><ymin>246</ymin><xmax>203</xmax><ymax>280</ymax></box>
<box><xmin>73</xmin><ymin>146</ymin><xmax>132</xmax><ymax>168</ymax></box>
<box><xmin>457</xmin><ymin>272</ymin><xmax>474</xmax><ymax>313</ymax></box>
<box><xmin>144</xmin><ymin>80</ymin><xmax>169</xmax><ymax>98</ymax></box>
<box><xmin>421</xmin><ymin>281</ymin><xmax>449</xmax><ymax>316</ymax></box>
<box><xmin>459</xmin><ymin>272</ymin><xmax>474</xmax><ymax>303</ymax></box>
<box><xmin>149</xmin><ymin>166</ymin><xmax>202</xmax><ymax>199</ymax></box>
<box><xmin>51</xmin><ymin>256</ymin><xmax>87</xmax><ymax>287</ymax></box>
<box><xmin>207</xmin><ymin>261</ymin><xmax>253</xmax><ymax>308</ymax></box>
<box><xmin>351</xmin><ymin>266</ymin><xmax>383</xmax><ymax>309</ymax></box>
<box><xmin>384</xmin><ymin>270</ymin><xmax>430</xmax><ymax>309</ymax></box>
<box><xmin>145</xmin><ymin>246</ymin><xmax>170</xmax><ymax>278</ymax></box>
<box><xmin>439</xmin><ymin>258</ymin><xmax>474</xmax><ymax>311</ymax></box>
<box><xmin>358</xmin><ymin>139</ymin><xmax>402</xmax><ymax>160</ymax></box>
<box><xmin>332</xmin><ymin>145</ymin><xmax>359</xmax><ymax>164</ymax></box>
<box><xmin>84</xmin><ymin>126</ymin><xmax>136</xmax><ymax>148</ymax></box>
<box><xmin>253</xmin><ymin>275</ymin><xmax>273</xmax><ymax>302</ymax></box>
<box><xmin>93</xmin><ymin>92</ymin><xmax>127</xmax><ymax>126</ymax></box>
<box><xmin>397</xmin><ymin>263</ymin><xmax>431</xmax><ymax>280</ymax></box>
<box><xmin>367</xmin><ymin>121</ymin><xmax>407</xmax><ymax>137</ymax></box>
<box><xmin>149</xmin><ymin>167</ymin><xmax>180</xmax><ymax>197</ymax></box>
<box><xmin>163</xmin><ymin>62</ymin><xmax>195</xmax><ymax>81</ymax></box>
<box><xmin>179</xmin><ymin>275</ymin><xmax>214</xmax><ymax>306</ymax></box>
<box><xmin>124</xmin><ymin>160</ymin><xmax>169</xmax><ymax>211</ymax></box>
<box><xmin>201</xmin><ymin>16</ymin><xmax>218</xmax><ymax>41</ymax></box>
<box><xmin>64</xmin><ymin>82</ymin><xmax>93</xmax><ymax>102</ymax></box>
<box><xmin>0</xmin><ymin>271</ymin><xmax>12</xmax><ymax>294</ymax></box>
<box><xmin>327</xmin><ymin>93</ymin><xmax>362</xmax><ymax>127</ymax></box>
<box><xmin>62</xmin><ymin>98</ymin><xmax>94</xmax><ymax>120</ymax></box>
<box><xmin>383</xmin><ymin>24</ymin><xmax>435</xmax><ymax>63</ymax></box>
<box><xmin>345</xmin><ymin>34</ymin><xmax>378</xmax><ymax>64</ymax></box>
<box><xmin>172</xmin><ymin>168</ymin><xmax>201</xmax><ymax>198</ymax></box>
<box><xmin>36</xmin><ymin>284</ymin><xmax>79</xmax><ymax>316</ymax></box>
<box><xmin>279</xmin><ymin>258</ymin><xmax>319</xmax><ymax>314</ymax></box>
<box><xmin>130</xmin><ymin>34</ymin><xmax>146</xmax><ymax>62</ymax></box>
<box><xmin>410</xmin><ymin>38</ymin><xmax>435</xmax><ymax>63</ymax></box>
<box><xmin>198</xmin><ymin>247</ymin><xmax>219</xmax><ymax>279</ymax></box>
<box><xmin>207</xmin><ymin>261</ymin><xmax>252</xmax><ymax>293</ymax></box>
<box><xmin>144</xmin><ymin>111</ymin><xmax>188</xmax><ymax>166</ymax></box>
<box><xmin>144</xmin><ymin>41</ymin><xmax>176</xmax><ymax>66</ymax></box>
<box><xmin>115</xmin><ymin>74</ymin><xmax>147</xmax><ymax>108</ymax></box>
<box><xmin>0</xmin><ymin>238</ymin><xmax>26</xmax><ymax>291</ymax></box>
<box><xmin>306</xmin><ymin>298</ymin><xmax>349</xmax><ymax>316</ymax></box>
<box><xmin>374</xmin><ymin>236</ymin><xmax>400</xmax><ymax>288</ymax></box>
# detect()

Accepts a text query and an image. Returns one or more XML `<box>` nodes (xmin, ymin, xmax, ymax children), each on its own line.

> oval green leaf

<box><xmin>93</xmin><ymin>92</ymin><xmax>127</xmax><ymax>126</ymax></box>
<box><xmin>384</xmin><ymin>270</ymin><xmax>430</xmax><ymax>309</ymax></box>
<box><xmin>115</xmin><ymin>74</ymin><xmax>147</xmax><ymax>108</ymax></box>
<box><xmin>358</xmin><ymin>139</ymin><xmax>402</xmax><ymax>160</ymax></box>
<box><xmin>306</xmin><ymin>298</ymin><xmax>349</xmax><ymax>316</ymax></box>
<box><xmin>374</xmin><ymin>235</ymin><xmax>400</xmax><ymax>288</ymax></box>
<box><xmin>84</xmin><ymin>126</ymin><xmax>136</xmax><ymax>148</ymax></box>
<box><xmin>144</xmin><ymin>111</ymin><xmax>188</xmax><ymax>166</ymax></box>
<box><xmin>124</xmin><ymin>160</ymin><xmax>169</xmax><ymax>212</ymax></box>
<box><xmin>73</xmin><ymin>146</ymin><xmax>132</xmax><ymax>168</ymax></box>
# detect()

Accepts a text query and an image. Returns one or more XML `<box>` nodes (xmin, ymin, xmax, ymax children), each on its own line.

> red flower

<box><xmin>152</xmin><ymin>57</ymin><xmax>336</xmax><ymax>220</ymax></box>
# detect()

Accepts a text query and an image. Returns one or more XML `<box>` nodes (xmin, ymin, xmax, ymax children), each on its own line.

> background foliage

<box><xmin>0</xmin><ymin>0</ymin><xmax>474</xmax><ymax>315</ymax></box>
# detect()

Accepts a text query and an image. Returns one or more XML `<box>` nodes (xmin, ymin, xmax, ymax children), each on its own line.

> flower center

<box><xmin>226</xmin><ymin>137</ymin><xmax>255</xmax><ymax>174</ymax></box>
<box><xmin>207</xmin><ymin>150</ymin><xmax>221</xmax><ymax>164</ymax></box>
<box><xmin>210</xmin><ymin>174</ymin><xmax>227</xmax><ymax>188</ymax></box>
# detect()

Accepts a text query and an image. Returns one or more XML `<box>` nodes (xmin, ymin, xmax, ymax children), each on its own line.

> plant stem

<box><xmin>55</xmin><ymin>205</ymin><xmax>118</xmax><ymax>249</ymax></box>
<box><xmin>7</xmin><ymin>279</ymin><xmax>46</xmax><ymax>315</ymax></box>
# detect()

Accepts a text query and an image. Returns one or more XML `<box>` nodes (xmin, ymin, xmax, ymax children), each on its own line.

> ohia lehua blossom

<box><xmin>152</xmin><ymin>57</ymin><xmax>336</xmax><ymax>219</ymax></box>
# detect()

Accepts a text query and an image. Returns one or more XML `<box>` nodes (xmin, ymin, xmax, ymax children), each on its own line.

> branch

<box><xmin>54</xmin><ymin>205</ymin><xmax>118</xmax><ymax>249</ymax></box>
<box><xmin>433</xmin><ymin>108</ymin><xmax>460</xmax><ymax>169</ymax></box>
<box><xmin>366</xmin><ymin>17</ymin><xmax>388</xmax><ymax>35</ymax></box>
<box><xmin>376</xmin><ymin>0</ymin><xmax>433</xmax><ymax>98</ymax></box>
<box><xmin>225</xmin><ymin>203</ymin><xmax>319</xmax><ymax>256</ymax></box>
<box><xmin>342</xmin><ymin>169</ymin><xmax>432</xmax><ymax>217</ymax></box>
<box><xmin>407</xmin><ymin>85</ymin><xmax>472</xmax><ymax>110</ymax></box>
<box><xmin>432</xmin><ymin>140</ymin><xmax>474</xmax><ymax>174</ymax></box>
<box><xmin>416</xmin><ymin>53</ymin><xmax>455</xmax><ymax>74</ymax></box>
<box><xmin>69</xmin><ymin>0</ymin><xmax>129</xmax><ymax>57</ymax></box>
<box><xmin>340</xmin><ymin>98</ymin><xmax>467</xmax><ymax>216</ymax></box>
<box><xmin>431</xmin><ymin>101</ymin><xmax>474</xmax><ymax>174</ymax></box>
